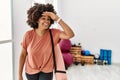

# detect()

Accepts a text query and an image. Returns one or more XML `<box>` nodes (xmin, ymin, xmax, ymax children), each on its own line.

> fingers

<box><xmin>42</xmin><ymin>12</ymin><xmax>52</xmax><ymax>17</ymax></box>
<box><xmin>42</xmin><ymin>11</ymin><xmax>58</xmax><ymax>20</ymax></box>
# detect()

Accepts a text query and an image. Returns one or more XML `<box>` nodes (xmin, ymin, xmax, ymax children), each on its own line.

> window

<box><xmin>0</xmin><ymin>0</ymin><xmax>13</xmax><ymax>80</ymax></box>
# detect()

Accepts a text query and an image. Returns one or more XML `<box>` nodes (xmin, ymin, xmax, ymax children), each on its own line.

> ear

<box><xmin>37</xmin><ymin>19</ymin><xmax>40</xmax><ymax>23</ymax></box>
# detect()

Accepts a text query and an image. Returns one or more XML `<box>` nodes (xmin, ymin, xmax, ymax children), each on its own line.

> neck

<box><xmin>35</xmin><ymin>28</ymin><xmax>48</xmax><ymax>36</ymax></box>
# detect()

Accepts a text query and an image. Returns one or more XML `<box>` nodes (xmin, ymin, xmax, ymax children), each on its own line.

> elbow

<box><xmin>72</xmin><ymin>33</ymin><xmax>75</xmax><ymax>38</ymax></box>
<box><xmin>61</xmin><ymin>32</ymin><xmax>75</xmax><ymax>39</ymax></box>
<box><xmin>67</xmin><ymin>33</ymin><xmax>75</xmax><ymax>39</ymax></box>
<box><xmin>70</xmin><ymin>32</ymin><xmax>75</xmax><ymax>38</ymax></box>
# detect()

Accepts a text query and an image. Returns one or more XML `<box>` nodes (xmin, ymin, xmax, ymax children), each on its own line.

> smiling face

<box><xmin>37</xmin><ymin>15</ymin><xmax>51</xmax><ymax>30</ymax></box>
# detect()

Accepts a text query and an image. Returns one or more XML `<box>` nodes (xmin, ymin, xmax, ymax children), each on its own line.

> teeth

<box><xmin>43</xmin><ymin>23</ymin><xmax>48</xmax><ymax>26</ymax></box>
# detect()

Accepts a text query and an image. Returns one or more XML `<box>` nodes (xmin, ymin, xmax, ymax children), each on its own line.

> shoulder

<box><xmin>24</xmin><ymin>29</ymin><xmax>34</xmax><ymax>36</ymax></box>
<box><xmin>51</xmin><ymin>28</ymin><xmax>61</xmax><ymax>33</ymax></box>
<box><xmin>50</xmin><ymin>28</ymin><xmax>61</xmax><ymax>43</ymax></box>
<box><xmin>23</xmin><ymin>29</ymin><xmax>34</xmax><ymax>40</ymax></box>
<box><xmin>25</xmin><ymin>29</ymin><xmax>34</xmax><ymax>35</ymax></box>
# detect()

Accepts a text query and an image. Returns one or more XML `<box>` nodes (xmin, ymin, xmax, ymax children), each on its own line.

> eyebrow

<box><xmin>41</xmin><ymin>16</ymin><xmax>51</xmax><ymax>19</ymax></box>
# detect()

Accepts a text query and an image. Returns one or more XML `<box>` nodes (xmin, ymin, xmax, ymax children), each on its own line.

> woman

<box><xmin>19</xmin><ymin>3</ymin><xmax>74</xmax><ymax>80</ymax></box>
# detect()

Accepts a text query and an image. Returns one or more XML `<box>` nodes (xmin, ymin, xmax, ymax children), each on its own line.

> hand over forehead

<box><xmin>42</xmin><ymin>11</ymin><xmax>58</xmax><ymax>20</ymax></box>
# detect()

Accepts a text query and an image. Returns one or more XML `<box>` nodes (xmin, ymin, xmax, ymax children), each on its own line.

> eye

<box><xmin>47</xmin><ymin>18</ymin><xmax>50</xmax><ymax>21</ymax></box>
<box><xmin>40</xmin><ymin>16</ymin><xmax>51</xmax><ymax>21</ymax></box>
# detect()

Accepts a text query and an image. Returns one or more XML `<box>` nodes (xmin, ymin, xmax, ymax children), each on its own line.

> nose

<box><xmin>45</xmin><ymin>18</ymin><xmax>50</xmax><ymax>23</ymax></box>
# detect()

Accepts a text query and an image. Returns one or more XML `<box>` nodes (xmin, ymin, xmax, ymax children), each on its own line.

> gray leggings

<box><xmin>26</xmin><ymin>72</ymin><xmax>53</xmax><ymax>80</ymax></box>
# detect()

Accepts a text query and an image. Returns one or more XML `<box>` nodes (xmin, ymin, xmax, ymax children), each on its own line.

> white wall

<box><xmin>13</xmin><ymin>0</ymin><xmax>120</xmax><ymax>80</ymax></box>
<box><xmin>12</xmin><ymin>0</ymin><xmax>31</xmax><ymax>80</ymax></box>
<box><xmin>58</xmin><ymin>0</ymin><xmax>120</xmax><ymax>63</ymax></box>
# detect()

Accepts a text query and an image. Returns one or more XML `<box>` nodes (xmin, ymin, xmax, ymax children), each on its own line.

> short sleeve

<box><xmin>21</xmin><ymin>31</ymin><xmax>31</xmax><ymax>50</ymax></box>
<box><xmin>52</xmin><ymin>29</ymin><xmax>61</xmax><ymax>44</ymax></box>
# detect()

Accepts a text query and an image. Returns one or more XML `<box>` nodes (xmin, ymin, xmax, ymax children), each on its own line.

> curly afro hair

<box><xmin>26</xmin><ymin>3</ymin><xmax>56</xmax><ymax>29</ymax></box>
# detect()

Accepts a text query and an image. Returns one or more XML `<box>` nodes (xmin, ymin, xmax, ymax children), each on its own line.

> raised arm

<box><xmin>57</xmin><ymin>18</ymin><xmax>74</xmax><ymax>39</ymax></box>
<box><xmin>42</xmin><ymin>12</ymin><xmax>75</xmax><ymax>39</ymax></box>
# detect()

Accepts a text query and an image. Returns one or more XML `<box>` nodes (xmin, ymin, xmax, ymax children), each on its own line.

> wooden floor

<box><xmin>65</xmin><ymin>63</ymin><xmax>120</xmax><ymax>80</ymax></box>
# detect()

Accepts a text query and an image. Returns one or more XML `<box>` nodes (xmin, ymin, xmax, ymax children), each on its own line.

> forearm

<box><xmin>58</xmin><ymin>19</ymin><xmax>74</xmax><ymax>38</ymax></box>
<box><xmin>19</xmin><ymin>53</ymin><xmax>27</xmax><ymax>76</ymax></box>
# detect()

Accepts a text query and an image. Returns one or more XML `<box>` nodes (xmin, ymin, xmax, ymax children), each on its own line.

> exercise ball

<box><xmin>62</xmin><ymin>52</ymin><xmax>73</xmax><ymax>66</ymax></box>
<box><xmin>59</xmin><ymin>39</ymin><xmax>71</xmax><ymax>52</ymax></box>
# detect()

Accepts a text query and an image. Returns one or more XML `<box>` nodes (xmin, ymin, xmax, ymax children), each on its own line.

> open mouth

<box><xmin>43</xmin><ymin>22</ymin><xmax>49</xmax><ymax>27</ymax></box>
